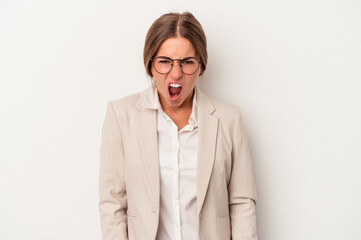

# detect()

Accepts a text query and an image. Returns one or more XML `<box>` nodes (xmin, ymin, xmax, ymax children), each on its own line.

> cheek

<box><xmin>151</xmin><ymin>67</ymin><xmax>163</xmax><ymax>82</ymax></box>
<box><xmin>153</xmin><ymin>73</ymin><xmax>166</xmax><ymax>86</ymax></box>
<box><xmin>154</xmin><ymin>77</ymin><xmax>168</xmax><ymax>95</ymax></box>
<box><xmin>185</xmin><ymin>76</ymin><xmax>199</xmax><ymax>88</ymax></box>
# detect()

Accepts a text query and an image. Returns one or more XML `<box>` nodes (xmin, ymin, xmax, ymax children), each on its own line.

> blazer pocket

<box><xmin>218</xmin><ymin>213</ymin><xmax>229</xmax><ymax>218</ymax></box>
<box><xmin>217</xmin><ymin>212</ymin><xmax>231</xmax><ymax>239</ymax></box>
<box><xmin>127</xmin><ymin>211</ymin><xmax>137</xmax><ymax>217</ymax></box>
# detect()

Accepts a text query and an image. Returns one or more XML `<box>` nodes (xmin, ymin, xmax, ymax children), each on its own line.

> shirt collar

<box><xmin>142</xmin><ymin>84</ymin><xmax>198</xmax><ymax>128</ymax></box>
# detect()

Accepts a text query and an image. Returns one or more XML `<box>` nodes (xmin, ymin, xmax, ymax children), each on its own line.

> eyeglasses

<box><xmin>150</xmin><ymin>56</ymin><xmax>202</xmax><ymax>75</ymax></box>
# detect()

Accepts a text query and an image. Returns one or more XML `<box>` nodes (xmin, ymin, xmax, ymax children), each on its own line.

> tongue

<box><xmin>169</xmin><ymin>87</ymin><xmax>182</xmax><ymax>95</ymax></box>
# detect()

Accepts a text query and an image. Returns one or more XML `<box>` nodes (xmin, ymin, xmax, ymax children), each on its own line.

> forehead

<box><xmin>156</xmin><ymin>37</ymin><xmax>196</xmax><ymax>58</ymax></box>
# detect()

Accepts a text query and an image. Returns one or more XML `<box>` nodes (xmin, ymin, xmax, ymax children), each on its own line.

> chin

<box><xmin>168</xmin><ymin>99</ymin><xmax>182</xmax><ymax>107</ymax></box>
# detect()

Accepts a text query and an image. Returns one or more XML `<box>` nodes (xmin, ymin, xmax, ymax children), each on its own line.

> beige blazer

<box><xmin>99</xmin><ymin>87</ymin><xmax>258</xmax><ymax>240</ymax></box>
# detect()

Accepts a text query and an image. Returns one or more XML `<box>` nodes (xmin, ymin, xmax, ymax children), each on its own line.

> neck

<box><xmin>159</xmin><ymin>90</ymin><xmax>194</xmax><ymax>131</ymax></box>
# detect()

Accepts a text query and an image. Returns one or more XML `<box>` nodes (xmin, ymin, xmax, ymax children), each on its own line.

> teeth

<box><xmin>169</xmin><ymin>83</ymin><xmax>181</xmax><ymax>88</ymax></box>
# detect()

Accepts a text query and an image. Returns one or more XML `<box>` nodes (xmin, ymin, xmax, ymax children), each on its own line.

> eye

<box><xmin>157</xmin><ymin>58</ymin><xmax>171</xmax><ymax>64</ymax></box>
<box><xmin>182</xmin><ymin>59</ymin><xmax>196</xmax><ymax>65</ymax></box>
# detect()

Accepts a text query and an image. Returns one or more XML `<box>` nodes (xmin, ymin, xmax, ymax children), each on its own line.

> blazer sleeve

<box><xmin>99</xmin><ymin>101</ymin><xmax>128</xmax><ymax>240</ymax></box>
<box><xmin>229</xmin><ymin>107</ymin><xmax>258</xmax><ymax>240</ymax></box>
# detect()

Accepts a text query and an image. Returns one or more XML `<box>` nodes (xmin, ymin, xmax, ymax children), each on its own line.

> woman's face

<box><xmin>151</xmin><ymin>37</ymin><xmax>201</xmax><ymax>110</ymax></box>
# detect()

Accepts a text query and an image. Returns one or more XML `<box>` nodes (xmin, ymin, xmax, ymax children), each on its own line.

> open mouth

<box><xmin>168</xmin><ymin>83</ymin><xmax>182</xmax><ymax>100</ymax></box>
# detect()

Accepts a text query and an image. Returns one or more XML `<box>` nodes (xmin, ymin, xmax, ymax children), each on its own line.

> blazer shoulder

<box><xmin>106</xmin><ymin>88</ymin><xmax>148</xmax><ymax>114</ymax></box>
<box><xmin>108</xmin><ymin>92</ymin><xmax>141</xmax><ymax>108</ymax></box>
<box><xmin>205</xmin><ymin>94</ymin><xmax>240</xmax><ymax>118</ymax></box>
<box><xmin>103</xmin><ymin>89</ymin><xmax>149</xmax><ymax>126</ymax></box>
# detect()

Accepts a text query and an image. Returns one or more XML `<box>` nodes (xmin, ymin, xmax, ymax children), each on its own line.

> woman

<box><xmin>99</xmin><ymin>12</ymin><xmax>258</xmax><ymax>240</ymax></box>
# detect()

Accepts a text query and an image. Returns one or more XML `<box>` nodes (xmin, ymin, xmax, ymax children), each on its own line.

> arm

<box><xmin>99</xmin><ymin>101</ymin><xmax>128</xmax><ymax>240</ymax></box>
<box><xmin>229</xmin><ymin>107</ymin><xmax>258</xmax><ymax>240</ymax></box>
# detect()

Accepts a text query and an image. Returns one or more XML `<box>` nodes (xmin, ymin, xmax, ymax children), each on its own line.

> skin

<box><xmin>151</xmin><ymin>37</ymin><xmax>202</xmax><ymax>130</ymax></box>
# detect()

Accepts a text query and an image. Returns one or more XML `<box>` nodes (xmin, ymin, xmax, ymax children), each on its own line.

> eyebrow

<box><xmin>156</xmin><ymin>56</ymin><xmax>171</xmax><ymax>59</ymax></box>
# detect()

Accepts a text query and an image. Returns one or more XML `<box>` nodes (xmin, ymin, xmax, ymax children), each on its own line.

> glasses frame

<box><xmin>150</xmin><ymin>56</ymin><xmax>202</xmax><ymax>75</ymax></box>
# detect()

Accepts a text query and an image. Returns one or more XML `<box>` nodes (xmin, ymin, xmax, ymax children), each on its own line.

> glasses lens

<box><xmin>154</xmin><ymin>58</ymin><xmax>172</xmax><ymax>74</ymax></box>
<box><xmin>153</xmin><ymin>57</ymin><xmax>200</xmax><ymax>75</ymax></box>
<box><xmin>181</xmin><ymin>58</ymin><xmax>199</xmax><ymax>75</ymax></box>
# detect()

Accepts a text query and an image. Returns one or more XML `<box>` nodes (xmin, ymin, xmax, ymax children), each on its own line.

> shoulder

<box><xmin>104</xmin><ymin>88</ymin><xmax>149</xmax><ymax>122</ymax></box>
<box><xmin>198</xmin><ymin>91</ymin><xmax>248</xmax><ymax>140</ymax></box>
<box><xmin>109</xmin><ymin>92</ymin><xmax>140</xmax><ymax>108</ymax></box>
<box><xmin>209</xmin><ymin>95</ymin><xmax>240</xmax><ymax>117</ymax></box>
<box><xmin>197</xmin><ymin>88</ymin><xmax>240</xmax><ymax>119</ymax></box>
<box><xmin>107</xmin><ymin>88</ymin><xmax>148</xmax><ymax>111</ymax></box>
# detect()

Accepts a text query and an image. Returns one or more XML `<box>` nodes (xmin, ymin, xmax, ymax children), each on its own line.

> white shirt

<box><xmin>143</xmin><ymin>85</ymin><xmax>198</xmax><ymax>240</ymax></box>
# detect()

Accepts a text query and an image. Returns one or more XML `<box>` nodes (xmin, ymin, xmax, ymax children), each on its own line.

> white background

<box><xmin>1</xmin><ymin>0</ymin><xmax>360</xmax><ymax>239</ymax></box>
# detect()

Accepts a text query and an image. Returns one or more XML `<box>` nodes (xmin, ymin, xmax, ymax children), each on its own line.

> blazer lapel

<box><xmin>136</xmin><ymin>90</ymin><xmax>160</xmax><ymax>213</ymax></box>
<box><xmin>196</xmin><ymin>87</ymin><xmax>219</xmax><ymax>216</ymax></box>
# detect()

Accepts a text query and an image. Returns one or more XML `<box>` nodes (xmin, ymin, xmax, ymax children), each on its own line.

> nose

<box><xmin>169</xmin><ymin>61</ymin><xmax>183</xmax><ymax>79</ymax></box>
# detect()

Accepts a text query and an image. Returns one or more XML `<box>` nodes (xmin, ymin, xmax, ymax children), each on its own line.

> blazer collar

<box><xmin>195</xmin><ymin>85</ymin><xmax>216</xmax><ymax>115</ymax></box>
<box><xmin>135</xmin><ymin>85</ymin><xmax>154</xmax><ymax>111</ymax></box>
